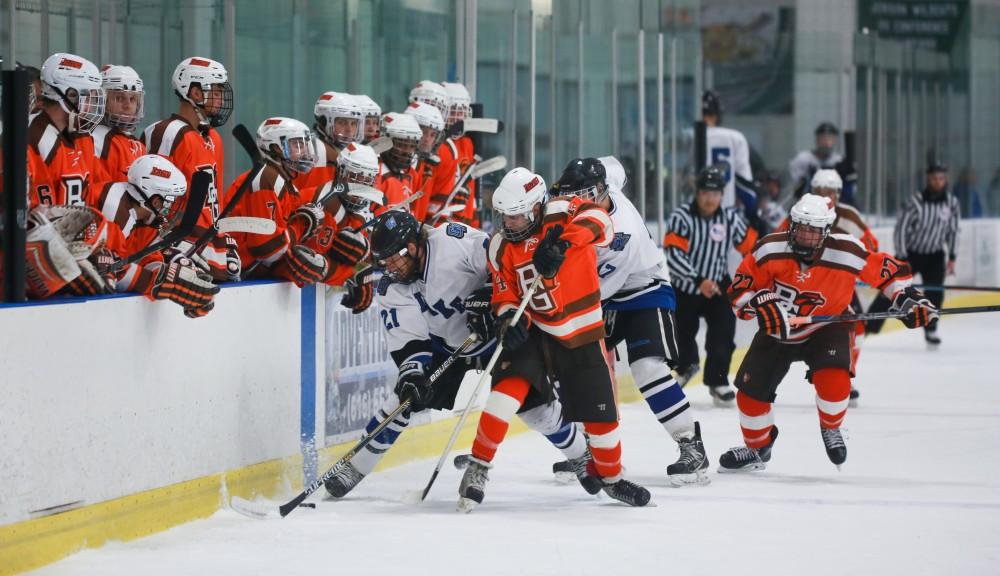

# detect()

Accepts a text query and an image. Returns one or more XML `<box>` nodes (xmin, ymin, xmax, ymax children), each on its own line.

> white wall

<box><xmin>0</xmin><ymin>282</ymin><xmax>311</xmax><ymax>525</ymax></box>
<box><xmin>870</xmin><ymin>218</ymin><xmax>1000</xmax><ymax>287</ymax></box>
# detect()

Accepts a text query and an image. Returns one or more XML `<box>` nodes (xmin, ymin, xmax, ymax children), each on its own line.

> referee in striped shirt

<box><xmin>869</xmin><ymin>162</ymin><xmax>960</xmax><ymax>344</ymax></box>
<box><xmin>664</xmin><ymin>166</ymin><xmax>757</xmax><ymax>405</ymax></box>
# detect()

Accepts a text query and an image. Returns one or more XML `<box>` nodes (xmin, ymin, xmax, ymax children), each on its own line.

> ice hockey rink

<box><xmin>27</xmin><ymin>310</ymin><xmax>1000</xmax><ymax>576</ymax></box>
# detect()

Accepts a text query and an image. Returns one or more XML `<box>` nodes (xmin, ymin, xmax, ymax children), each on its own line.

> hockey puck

<box><xmin>298</xmin><ymin>503</ymin><xmax>316</xmax><ymax>509</ymax></box>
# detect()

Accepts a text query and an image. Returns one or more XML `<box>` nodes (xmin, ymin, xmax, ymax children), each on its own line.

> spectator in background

<box><xmin>787</xmin><ymin>122</ymin><xmax>842</xmax><ymax>200</ymax></box>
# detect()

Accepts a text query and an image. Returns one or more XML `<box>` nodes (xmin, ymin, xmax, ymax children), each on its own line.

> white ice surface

<box><xmin>30</xmin><ymin>313</ymin><xmax>1000</xmax><ymax>576</ymax></box>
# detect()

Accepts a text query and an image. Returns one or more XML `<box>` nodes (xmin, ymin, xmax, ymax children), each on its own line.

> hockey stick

<box><xmin>788</xmin><ymin>304</ymin><xmax>1000</xmax><ymax>327</ymax></box>
<box><xmin>217</xmin><ymin>217</ymin><xmax>277</xmax><ymax>235</ymax></box>
<box><xmin>368</xmin><ymin>136</ymin><xmax>392</xmax><ymax>155</ymax></box>
<box><xmin>418</xmin><ymin>275</ymin><xmax>542</xmax><ymax>501</ymax></box>
<box><xmin>229</xmin><ymin>333</ymin><xmax>480</xmax><ymax>520</ymax></box>
<box><xmin>449</xmin><ymin>118</ymin><xmax>504</xmax><ymax>136</ymax></box>
<box><xmin>350</xmin><ymin>191</ymin><xmax>426</xmax><ymax>233</ymax></box>
<box><xmin>103</xmin><ymin>170</ymin><xmax>210</xmax><ymax>274</ymax></box>
<box><xmin>914</xmin><ymin>284</ymin><xmax>1000</xmax><ymax>293</ymax></box>
<box><xmin>428</xmin><ymin>155</ymin><xmax>507</xmax><ymax>226</ymax></box>
<box><xmin>185</xmin><ymin>124</ymin><xmax>264</xmax><ymax>258</ymax></box>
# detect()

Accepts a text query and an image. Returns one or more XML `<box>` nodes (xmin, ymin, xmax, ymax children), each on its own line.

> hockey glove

<box><xmin>749</xmin><ymin>290</ymin><xmax>790</xmax><ymax>340</ymax></box>
<box><xmin>151</xmin><ymin>258</ymin><xmax>220</xmax><ymax>309</ymax></box>
<box><xmin>532</xmin><ymin>225</ymin><xmax>569</xmax><ymax>279</ymax></box>
<box><xmin>464</xmin><ymin>287</ymin><xmax>496</xmax><ymax>343</ymax></box>
<box><xmin>283</xmin><ymin>244</ymin><xmax>330</xmax><ymax>286</ymax></box>
<box><xmin>184</xmin><ymin>301</ymin><xmax>215</xmax><ymax>319</ymax></box>
<box><xmin>328</xmin><ymin>229</ymin><xmax>370</xmax><ymax>266</ymax></box>
<box><xmin>891</xmin><ymin>287</ymin><xmax>939</xmax><ymax>329</ymax></box>
<box><xmin>341</xmin><ymin>269</ymin><xmax>374</xmax><ymax>314</ymax></box>
<box><xmin>64</xmin><ymin>249</ymin><xmax>117</xmax><ymax>296</ymax></box>
<box><xmin>289</xmin><ymin>203</ymin><xmax>326</xmax><ymax>242</ymax></box>
<box><xmin>223</xmin><ymin>234</ymin><xmax>242</xmax><ymax>281</ymax></box>
<box><xmin>498</xmin><ymin>309</ymin><xmax>530</xmax><ymax>351</ymax></box>
<box><xmin>395</xmin><ymin>361</ymin><xmax>433</xmax><ymax>411</ymax></box>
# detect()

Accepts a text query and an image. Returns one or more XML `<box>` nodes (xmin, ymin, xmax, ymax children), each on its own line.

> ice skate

<box><xmin>676</xmin><ymin>364</ymin><xmax>701</xmax><ymax>387</ymax></box>
<box><xmin>708</xmin><ymin>384</ymin><xmax>736</xmax><ymax>407</ymax></box>
<box><xmin>820</xmin><ymin>427</ymin><xmax>847</xmax><ymax>469</ymax></box>
<box><xmin>457</xmin><ymin>456</ymin><xmax>491</xmax><ymax>513</ymax></box>
<box><xmin>718</xmin><ymin>426</ymin><xmax>779</xmax><ymax>473</ymax></box>
<box><xmin>849</xmin><ymin>386</ymin><xmax>860</xmax><ymax>408</ymax></box>
<box><xmin>667</xmin><ymin>422</ymin><xmax>710</xmax><ymax>486</ymax></box>
<box><xmin>600</xmin><ymin>476</ymin><xmax>651</xmax><ymax>507</ymax></box>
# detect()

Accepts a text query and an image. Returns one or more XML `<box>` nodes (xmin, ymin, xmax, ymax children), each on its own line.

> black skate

<box><xmin>708</xmin><ymin>384</ymin><xmax>736</xmax><ymax>407</ymax></box>
<box><xmin>601</xmin><ymin>477</ymin><xmax>652</xmax><ymax>507</ymax></box>
<box><xmin>457</xmin><ymin>456</ymin><xmax>491</xmax><ymax>513</ymax></box>
<box><xmin>925</xmin><ymin>326</ymin><xmax>941</xmax><ymax>348</ymax></box>
<box><xmin>849</xmin><ymin>386</ymin><xmax>860</xmax><ymax>408</ymax></box>
<box><xmin>676</xmin><ymin>364</ymin><xmax>701</xmax><ymax>387</ymax></box>
<box><xmin>821</xmin><ymin>427</ymin><xmax>847</xmax><ymax>468</ymax></box>
<box><xmin>553</xmin><ymin>452</ymin><xmax>624</xmax><ymax>493</ymax></box>
<box><xmin>718</xmin><ymin>426</ymin><xmax>779</xmax><ymax>473</ymax></box>
<box><xmin>667</xmin><ymin>421</ymin><xmax>710</xmax><ymax>486</ymax></box>
<box><xmin>324</xmin><ymin>462</ymin><xmax>365</xmax><ymax>498</ymax></box>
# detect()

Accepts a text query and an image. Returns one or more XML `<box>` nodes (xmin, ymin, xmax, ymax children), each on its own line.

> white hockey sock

<box><xmin>518</xmin><ymin>400</ymin><xmax>588</xmax><ymax>460</ymax></box>
<box><xmin>352</xmin><ymin>395</ymin><xmax>412</xmax><ymax>476</ymax></box>
<box><xmin>631</xmin><ymin>356</ymin><xmax>695</xmax><ymax>441</ymax></box>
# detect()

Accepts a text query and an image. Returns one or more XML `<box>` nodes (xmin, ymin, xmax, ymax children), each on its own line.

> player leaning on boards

<box><xmin>457</xmin><ymin>167</ymin><xmax>651</xmax><ymax>511</ymax></box>
<box><xmin>323</xmin><ymin>211</ymin><xmax>593</xmax><ymax>499</ymax></box>
<box><xmin>720</xmin><ymin>194</ymin><xmax>937</xmax><ymax>472</ymax></box>
<box><xmin>549</xmin><ymin>156</ymin><xmax>710</xmax><ymax>486</ymax></box>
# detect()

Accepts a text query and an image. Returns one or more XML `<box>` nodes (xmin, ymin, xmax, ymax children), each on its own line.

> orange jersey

<box><xmin>424</xmin><ymin>139</ymin><xmax>460</xmax><ymax>220</ymax></box>
<box><xmin>296</xmin><ymin>181</ymin><xmax>368</xmax><ymax>287</ymax></box>
<box><xmin>450</xmin><ymin>135</ymin><xmax>478</xmax><ymax>226</ymax></box>
<box><xmin>488</xmin><ymin>196</ymin><xmax>614</xmax><ymax>348</ymax></box>
<box><xmin>293</xmin><ymin>139</ymin><xmax>339</xmax><ymax>190</ymax></box>
<box><xmin>410</xmin><ymin>158</ymin><xmax>436</xmax><ymax>222</ymax></box>
<box><xmin>92</xmin><ymin>125</ymin><xmax>146</xmax><ymax>183</ymax></box>
<box><xmin>777</xmin><ymin>203</ymin><xmax>879</xmax><ymax>252</ymax></box>
<box><xmin>375</xmin><ymin>164</ymin><xmax>419</xmax><ymax>216</ymax></box>
<box><xmin>224</xmin><ymin>163</ymin><xmax>296</xmax><ymax>268</ymax></box>
<box><xmin>27</xmin><ymin>112</ymin><xmax>108</xmax><ymax>208</ymax></box>
<box><xmin>93</xmin><ymin>181</ymin><xmax>169</xmax><ymax>296</ymax></box>
<box><xmin>728</xmin><ymin>232</ymin><xmax>912</xmax><ymax>342</ymax></box>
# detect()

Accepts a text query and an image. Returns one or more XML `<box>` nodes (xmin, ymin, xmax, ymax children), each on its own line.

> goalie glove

<box><xmin>150</xmin><ymin>257</ymin><xmax>220</xmax><ymax>309</ymax></box>
<box><xmin>288</xmin><ymin>203</ymin><xmax>326</xmax><ymax>242</ymax></box>
<box><xmin>64</xmin><ymin>249</ymin><xmax>117</xmax><ymax>296</ymax></box>
<box><xmin>283</xmin><ymin>244</ymin><xmax>330</xmax><ymax>286</ymax></box>
<box><xmin>341</xmin><ymin>269</ymin><xmax>374</xmax><ymax>314</ymax></box>
<box><xmin>327</xmin><ymin>228</ymin><xmax>369</xmax><ymax>266</ymax></box>
<box><xmin>748</xmin><ymin>290</ymin><xmax>790</xmax><ymax>340</ymax></box>
<box><xmin>891</xmin><ymin>286</ymin><xmax>939</xmax><ymax>329</ymax></box>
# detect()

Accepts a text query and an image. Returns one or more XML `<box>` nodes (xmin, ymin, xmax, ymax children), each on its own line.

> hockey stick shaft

<box><xmin>277</xmin><ymin>333</ymin><xmax>480</xmax><ymax>517</ymax></box>
<box><xmin>419</xmin><ymin>276</ymin><xmax>542</xmax><ymax>501</ymax></box>
<box><xmin>428</xmin><ymin>158</ymin><xmax>481</xmax><ymax>226</ymax></box>
<box><xmin>914</xmin><ymin>284</ymin><xmax>1000</xmax><ymax>293</ymax></box>
<box><xmin>789</xmin><ymin>304</ymin><xmax>1000</xmax><ymax>326</ymax></box>
<box><xmin>350</xmin><ymin>191</ymin><xmax>425</xmax><ymax>233</ymax></box>
<box><xmin>427</xmin><ymin>155</ymin><xmax>506</xmax><ymax>226</ymax></box>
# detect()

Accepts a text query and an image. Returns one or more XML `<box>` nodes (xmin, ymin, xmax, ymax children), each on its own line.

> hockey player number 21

<box><xmin>516</xmin><ymin>265</ymin><xmax>556</xmax><ymax>312</ymax></box>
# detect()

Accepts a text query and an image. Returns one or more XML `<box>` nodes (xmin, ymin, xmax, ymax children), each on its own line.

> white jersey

<box><xmin>596</xmin><ymin>157</ymin><xmax>675</xmax><ymax>312</ymax></box>
<box><xmin>787</xmin><ymin>149</ymin><xmax>843</xmax><ymax>197</ymax></box>
<box><xmin>705</xmin><ymin>126</ymin><xmax>754</xmax><ymax>209</ymax></box>
<box><xmin>375</xmin><ymin>222</ymin><xmax>492</xmax><ymax>367</ymax></box>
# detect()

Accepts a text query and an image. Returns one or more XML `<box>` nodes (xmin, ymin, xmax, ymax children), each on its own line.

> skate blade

<box><xmin>553</xmin><ymin>471</ymin><xmax>577</xmax><ymax>484</ymax></box>
<box><xmin>669</xmin><ymin>470</ymin><xmax>711</xmax><ymax>487</ymax></box>
<box><xmin>457</xmin><ymin>497</ymin><xmax>480</xmax><ymax>513</ymax></box>
<box><xmin>716</xmin><ymin>462</ymin><xmax>766</xmax><ymax>474</ymax></box>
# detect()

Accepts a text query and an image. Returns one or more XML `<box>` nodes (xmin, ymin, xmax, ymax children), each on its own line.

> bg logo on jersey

<box><xmin>773</xmin><ymin>280</ymin><xmax>826</xmax><ymax>316</ymax></box>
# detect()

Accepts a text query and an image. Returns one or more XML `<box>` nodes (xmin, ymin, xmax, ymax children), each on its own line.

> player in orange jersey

<box><xmin>457</xmin><ymin>167</ymin><xmax>651</xmax><ymax>512</ymax></box>
<box><xmin>375</xmin><ymin>112</ymin><xmax>422</xmax><ymax>215</ymax></box>
<box><xmin>403</xmin><ymin>101</ymin><xmax>446</xmax><ymax>222</ymax></box>
<box><xmin>92</xmin><ymin>65</ymin><xmax>146</xmax><ymax>183</ymax></box>
<box><xmin>27</xmin><ymin>52</ymin><xmax>108</xmax><ymax>209</ymax></box>
<box><xmin>293</xmin><ymin>91</ymin><xmax>364</xmax><ymax>190</ymax></box>
<box><xmin>719</xmin><ymin>194</ymin><xmax>937</xmax><ymax>472</ymax></box>
<box><xmin>440</xmin><ymin>82</ymin><xmax>479</xmax><ymax>226</ymax></box>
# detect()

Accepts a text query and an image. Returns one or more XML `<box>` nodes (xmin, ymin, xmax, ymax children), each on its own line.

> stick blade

<box><xmin>470</xmin><ymin>156</ymin><xmax>507</xmax><ymax>179</ymax></box>
<box><xmin>369</xmin><ymin>136</ymin><xmax>392</xmax><ymax>154</ymax></box>
<box><xmin>217</xmin><ymin>217</ymin><xmax>277</xmax><ymax>235</ymax></box>
<box><xmin>229</xmin><ymin>496</ymin><xmax>279</xmax><ymax>520</ymax></box>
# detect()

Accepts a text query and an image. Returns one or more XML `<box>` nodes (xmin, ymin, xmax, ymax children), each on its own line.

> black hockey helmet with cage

<box><xmin>696</xmin><ymin>165</ymin><xmax>726</xmax><ymax>192</ymax></box>
<box><xmin>370</xmin><ymin>210</ymin><xmax>421</xmax><ymax>262</ymax></box>
<box><xmin>551</xmin><ymin>158</ymin><xmax>608</xmax><ymax>202</ymax></box>
<box><xmin>815</xmin><ymin>121</ymin><xmax>839</xmax><ymax>136</ymax></box>
<box><xmin>702</xmin><ymin>90</ymin><xmax>723</xmax><ymax>118</ymax></box>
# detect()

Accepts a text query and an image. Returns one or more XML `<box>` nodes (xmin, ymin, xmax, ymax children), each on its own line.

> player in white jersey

<box><xmin>787</xmin><ymin>122</ymin><xmax>844</xmax><ymax>200</ymax></box>
<box><xmin>702</xmin><ymin>90</ymin><xmax>756</xmax><ymax>217</ymax></box>
<box><xmin>549</xmin><ymin>157</ymin><xmax>709</xmax><ymax>486</ymax></box>
<box><xmin>324</xmin><ymin>211</ymin><xmax>597</xmax><ymax>498</ymax></box>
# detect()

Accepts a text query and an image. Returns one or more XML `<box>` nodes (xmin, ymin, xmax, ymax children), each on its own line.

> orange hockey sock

<box><xmin>813</xmin><ymin>368</ymin><xmax>851</xmax><ymax>429</ymax></box>
<box><xmin>471</xmin><ymin>377</ymin><xmax>530</xmax><ymax>462</ymax></box>
<box><xmin>737</xmin><ymin>391</ymin><xmax>774</xmax><ymax>450</ymax></box>
<box><xmin>583</xmin><ymin>421</ymin><xmax>622</xmax><ymax>478</ymax></box>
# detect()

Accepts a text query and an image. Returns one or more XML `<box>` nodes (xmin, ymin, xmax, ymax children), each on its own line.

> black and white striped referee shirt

<box><xmin>894</xmin><ymin>189</ymin><xmax>960</xmax><ymax>260</ymax></box>
<box><xmin>664</xmin><ymin>202</ymin><xmax>756</xmax><ymax>295</ymax></box>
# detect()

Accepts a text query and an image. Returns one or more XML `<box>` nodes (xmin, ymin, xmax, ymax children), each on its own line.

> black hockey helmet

<box><xmin>551</xmin><ymin>158</ymin><xmax>608</xmax><ymax>202</ymax></box>
<box><xmin>926</xmin><ymin>160</ymin><xmax>948</xmax><ymax>174</ymax></box>
<box><xmin>702</xmin><ymin>90</ymin><xmax>723</xmax><ymax>118</ymax></box>
<box><xmin>815</xmin><ymin>121</ymin><xmax>839</xmax><ymax>136</ymax></box>
<box><xmin>370</xmin><ymin>210</ymin><xmax>421</xmax><ymax>261</ymax></box>
<box><xmin>696</xmin><ymin>165</ymin><xmax>726</xmax><ymax>193</ymax></box>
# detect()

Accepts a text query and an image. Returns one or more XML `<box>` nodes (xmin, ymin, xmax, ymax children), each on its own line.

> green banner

<box><xmin>858</xmin><ymin>0</ymin><xmax>968</xmax><ymax>52</ymax></box>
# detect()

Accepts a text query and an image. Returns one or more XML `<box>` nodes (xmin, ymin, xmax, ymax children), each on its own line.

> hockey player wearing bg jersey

<box><xmin>323</xmin><ymin>211</ymin><xmax>592</xmax><ymax>498</ymax></box>
<box><xmin>550</xmin><ymin>157</ymin><xmax>709</xmax><ymax>486</ymax></box>
<box><xmin>719</xmin><ymin>194</ymin><xmax>936</xmax><ymax>472</ymax></box>
<box><xmin>92</xmin><ymin>65</ymin><xmax>146</xmax><ymax>183</ymax></box>
<box><xmin>457</xmin><ymin>168</ymin><xmax>651</xmax><ymax>511</ymax></box>
<box><xmin>293</xmin><ymin>91</ymin><xmax>364</xmax><ymax>190</ymax></box>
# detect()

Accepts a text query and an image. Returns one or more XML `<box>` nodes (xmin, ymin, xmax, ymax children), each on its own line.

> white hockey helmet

<box><xmin>810</xmin><ymin>168</ymin><xmax>843</xmax><ymax>200</ymax></box>
<box><xmin>40</xmin><ymin>52</ymin><xmax>105</xmax><ymax>134</ymax></box>
<box><xmin>404</xmin><ymin>101</ymin><xmax>445</xmax><ymax>155</ymax></box>
<box><xmin>314</xmin><ymin>91</ymin><xmax>363</xmax><ymax>148</ymax></box>
<box><xmin>493</xmin><ymin>167</ymin><xmax>547</xmax><ymax>241</ymax></box>
<box><xmin>256</xmin><ymin>117</ymin><xmax>318</xmax><ymax>175</ymax></box>
<box><xmin>172</xmin><ymin>56</ymin><xmax>233</xmax><ymax>128</ymax></box>
<box><xmin>442</xmin><ymin>82</ymin><xmax>471</xmax><ymax>128</ymax></box>
<box><xmin>408</xmin><ymin>80</ymin><xmax>450</xmax><ymax>118</ymax></box>
<box><xmin>788</xmin><ymin>193</ymin><xmax>837</xmax><ymax>260</ymax></box>
<box><xmin>335</xmin><ymin>142</ymin><xmax>381</xmax><ymax>212</ymax></box>
<box><xmin>126</xmin><ymin>154</ymin><xmax>187</xmax><ymax>225</ymax></box>
<box><xmin>381</xmin><ymin>112</ymin><xmax>422</xmax><ymax>172</ymax></box>
<box><xmin>100</xmin><ymin>64</ymin><xmax>144</xmax><ymax>134</ymax></box>
<box><xmin>351</xmin><ymin>93</ymin><xmax>382</xmax><ymax>143</ymax></box>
